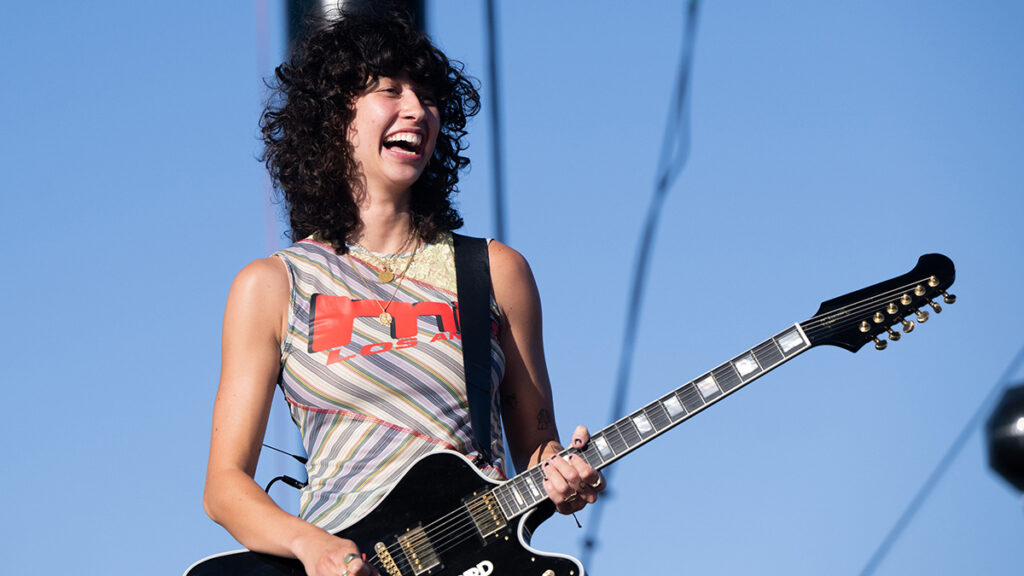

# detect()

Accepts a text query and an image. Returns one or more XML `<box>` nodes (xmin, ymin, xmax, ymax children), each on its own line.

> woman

<box><xmin>202</xmin><ymin>10</ymin><xmax>603</xmax><ymax>576</ymax></box>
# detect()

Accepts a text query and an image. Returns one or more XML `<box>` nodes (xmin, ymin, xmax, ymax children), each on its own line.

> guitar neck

<box><xmin>493</xmin><ymin>323</ymin><xmax>813</xmax><ymax>520</ymax></box>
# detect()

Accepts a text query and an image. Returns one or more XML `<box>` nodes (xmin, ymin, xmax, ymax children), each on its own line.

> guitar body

<box><xmin>186</xmin><ymin>451</ymin><xmax>582</xmax><ymax>576</ymax></box>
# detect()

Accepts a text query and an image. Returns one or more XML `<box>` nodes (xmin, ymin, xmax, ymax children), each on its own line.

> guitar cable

<box><xmin>261</xmin><ymin>442</ymin><xmax>309</xmax><ymax>493</ymax></box>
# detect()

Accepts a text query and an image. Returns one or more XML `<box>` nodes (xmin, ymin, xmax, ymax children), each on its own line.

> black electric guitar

<box><xmin>186</xmin><ymin>254</ymin><xmax>956</xmax><ymax>576</ymax></box>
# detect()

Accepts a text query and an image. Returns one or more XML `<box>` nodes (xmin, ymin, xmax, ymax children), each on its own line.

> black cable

<box><xmin>580</xmin><ymin>1</ymin><xmax>701</xmax><ymax>568</ymax></box>
<box><xmin>859</xmin><ymin>343</ymin><xmax>1024</xmax><ymax>576</ymax></box>
<box><xmin>262</xmin><ymin>442</ymin><xmax>308</xmax><ymax>464</ymax></box>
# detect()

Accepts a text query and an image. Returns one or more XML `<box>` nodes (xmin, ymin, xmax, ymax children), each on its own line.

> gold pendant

<box><xmin>377</xmin><ymin>268</ymin><xmax>395</xmax><ymax>283</ymax></box>
<box><xmin>378</xmin><ymin>312</ymin><xmax>393</xmax><ymax>326</ymax></box>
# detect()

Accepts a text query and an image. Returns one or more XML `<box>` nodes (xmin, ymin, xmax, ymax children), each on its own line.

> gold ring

<box><xmin>344</xmin><ymin>554</ymin><xmax>359</xmax><ymax>564</ymax></box>
<box><xmin>564</xmin><ymin>492</ymin><xmax>579</xmax><ymax>503</ymax></box>
<box><xmin>589</xmin><ymin>477</ymin><xmax>603</xmax><ymax>489</ymax></box>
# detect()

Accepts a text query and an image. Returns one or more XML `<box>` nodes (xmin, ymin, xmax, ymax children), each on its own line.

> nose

<box><xmin>400</xmin><ymin>90</ymin><xmax>428</xmax><ymax>120</ymax></box>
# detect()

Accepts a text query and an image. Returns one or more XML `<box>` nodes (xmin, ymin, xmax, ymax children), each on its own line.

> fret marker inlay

<box><xmin>662</xmin><ymin>396</ymin><xmax>684</xmax><ymax>419</ymax></box>
<box><xmin>778</xmin><ymin>328</ymin><xmax>804</xmax><ymax>353</ymax></box>
<box><xmin>594</xmin><ymin>435</ymin><xmax>613</xmax><ymax>458</ymax></box>
<box><xmin>734</xmin><ymin>353</ymin><xmax>759</xmax><ymax>376</ymax></box>
<box><xmin>632</xmin><ymin>413</ymin><xmax>653</xmax><ymax>435</ymax></box>
<box><xmin>696</xmin><ymin>375</ymin><xmax>719</xmax><ymax>399</ymax></box>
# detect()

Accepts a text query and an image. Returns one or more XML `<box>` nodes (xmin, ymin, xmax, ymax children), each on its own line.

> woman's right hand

<box><xmin>294</xmin><ymin>531</ymin><xmax>379</xmax><ymax>576</ymax></box>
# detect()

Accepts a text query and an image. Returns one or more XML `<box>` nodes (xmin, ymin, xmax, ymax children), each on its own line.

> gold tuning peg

<box><xmin>927</xmin><ymin>299</ymin><xmax>943</xmax><ymax>313</ymax></box>
<box><xmin>901</xmin><ymin>319</ymin><xmax>915</xmax><ymax>333</ymax></box>
<box><xmin>873</xmin><ymin>336</ymin><xmax>888</xmax><ymax>350</ymax></box>
<box><xmin>915</xmin><ymin>309</ymin><xmax>930</xmax><ymax>323</ymax></box>
<box><xmin>941</xmin><ymin>290</ymin><xmax>956</xmax><ymax>304</ymax></box>
<box><xmin>886</xmin><ymin>328</ymin><xmax>902</xmax><ymax>341</ymax></box>
<box><xmin>859</xmin><ymin>321</ymin><xmax>871</xmax><ymax>333</ymax></box>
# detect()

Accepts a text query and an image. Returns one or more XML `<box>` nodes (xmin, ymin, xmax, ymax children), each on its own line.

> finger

<box><xmin>570</xmin><ymin>425</ymin><xmax>591</xmax><ymax>449</ymax></box>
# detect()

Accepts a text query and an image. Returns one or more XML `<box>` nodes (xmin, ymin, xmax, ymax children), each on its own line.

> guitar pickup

<box><xmin>397</xmin><ymin>525</ymin><xmax>442</xmax><ymax>575</ymax></box>
<box><xmin>465</xmin><ymin>491</ymin><xmax>507</xmax><ymax>542</ymax></box>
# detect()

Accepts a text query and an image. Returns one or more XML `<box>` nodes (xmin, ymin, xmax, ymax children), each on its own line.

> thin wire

<box><xmin>858</xmin><ymin>343</ymin><xmax>1024</xmax><ymax>576</ymax></box>
<box><xmin>582</xmin><ymin>2</ymin><xmax>701</xmax><ymax>567</ymax></box>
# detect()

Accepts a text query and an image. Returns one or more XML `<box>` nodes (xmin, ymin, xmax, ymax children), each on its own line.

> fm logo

<box><xmin>458</xmin><ymin>560</ymin><xmax>494</xmax><ymax>576</ymax></box>
<box><xmin>309</xmin><ymin>294</ymin><xmax>460</xmax><ymax>356</ymax></box>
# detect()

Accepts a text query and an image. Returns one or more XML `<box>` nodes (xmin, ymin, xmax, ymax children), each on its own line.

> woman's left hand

<box><xmin>541</xmin><ymin>425</ymin><xmax>606</xmax><ymax>514</ymax></box>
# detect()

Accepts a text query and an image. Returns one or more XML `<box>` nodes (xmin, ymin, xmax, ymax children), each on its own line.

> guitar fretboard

<box><xmin>492</xmin><ymin>323</ymin><xmax>812</xmax><ymax>520</ymax></box>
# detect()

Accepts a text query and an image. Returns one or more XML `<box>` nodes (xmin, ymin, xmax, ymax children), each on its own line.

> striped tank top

<box><xmin>274</xmin><ymin>234</ymin><xmax>507</xmax><ymax>532</ymax></box>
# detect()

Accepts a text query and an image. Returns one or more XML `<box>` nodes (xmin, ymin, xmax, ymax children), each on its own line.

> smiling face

<box><xmin>347</xmin><ymin>75</ymin><xmax>441</xmax><ymax>198</ymax></box>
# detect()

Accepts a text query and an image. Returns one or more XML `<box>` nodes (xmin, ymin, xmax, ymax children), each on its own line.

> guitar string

<box><xmin>366</xmin><ymin>274</ymin><xmax>951</xmax><ymax>568</ymax></box>
<box><xmin>364</xmin><ymin>465</ymin><xmax>559</xmax><ymax>570</ymax></box>
<box><xmin>800</xmin><ymin>278</ymin><xmax>943</xmax><ymax>339</ymax></box>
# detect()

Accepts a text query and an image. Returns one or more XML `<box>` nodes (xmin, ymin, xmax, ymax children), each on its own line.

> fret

<box><xmin>496</xmin><ymin>485</ymin><xmax>519</xmax><ymax>517</ymax></box>
<box><xmin>679</xmin><ymin>382</ymin><xmax>705</xmax><ymax>412</ymax></box>
<box><xmin>617</xmin><ymin>417</ymin><xmax>642</xmax><ymax>448</ymax></box>
<box><xmin>753</xmin><ymin>338</ymin><xmax>784</xmax><ymax>370</ymax></box>
<box><xmin>603</xmin><ymin>425</ymin><xmax>629</xmax><ymax>455</ymax></box>
<box><xmin>645</xmin><ymin>400</ymin><xmax>672</xmax><ymax>432</ymax></box>
<box><xmin>712</xmin><ymin>363</ymin><xmax>741</xmax><ymax>393</ymax></box>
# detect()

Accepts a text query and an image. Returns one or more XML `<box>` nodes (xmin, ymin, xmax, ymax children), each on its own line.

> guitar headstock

<box><xmin>803</xmin><ymin>254</ymin><xmax>956</xmax><ymax>352</ymax></box>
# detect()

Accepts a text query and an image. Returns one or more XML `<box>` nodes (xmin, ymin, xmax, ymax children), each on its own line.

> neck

<box><xmin>356</xmin><ymin>193</ymin><xmax>416</xmax><ymax>254</ymax></box>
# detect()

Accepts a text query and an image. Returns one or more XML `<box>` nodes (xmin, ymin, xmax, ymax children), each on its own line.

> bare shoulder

<box><xmin>224</xmin><ymin>257</ymin><xmax>290</xmax><ymax>340</ymax></box>
<box><xmin>488</xmin><ymin>240</ymin><xmax>533</xmax><ymax>285</ymax></box>
<box><xmin>488</xmin><ymin>240</ymin><xmax>540</xmax><ymax>319</ymax></box>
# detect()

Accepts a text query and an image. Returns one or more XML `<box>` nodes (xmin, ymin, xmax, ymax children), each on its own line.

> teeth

<box><xmin>384</xmin><ymin>132</ymin><xmax>422</xmax><ymax>147</ymax></box>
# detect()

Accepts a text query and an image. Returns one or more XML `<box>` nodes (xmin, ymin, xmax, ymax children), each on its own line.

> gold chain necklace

<box><xmin>353</xmin><ymin>230</ymin><xmax>415</xmax><ymax>283</ymax></box>
<box><xmin>345</xmin><ymin>239</ymin><xmax>418</xmax><ymax>326</ymax></box>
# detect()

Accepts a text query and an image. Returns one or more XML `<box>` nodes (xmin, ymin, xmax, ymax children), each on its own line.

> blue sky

<box><xmin>2</xmin><ymin>2</ymin><xmax>1022</xmax><ymax>575</ymax></box>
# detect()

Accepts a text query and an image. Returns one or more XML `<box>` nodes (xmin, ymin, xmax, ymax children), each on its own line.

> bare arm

<box><xmin>202</xmin><ymin>257</ymin><xmax>376</xmax><ymax>576</ymax></box>
<box><xmin>490</xmin><ymin>241</ymin><xmax>604</xmax><ymax>513</ymax></box>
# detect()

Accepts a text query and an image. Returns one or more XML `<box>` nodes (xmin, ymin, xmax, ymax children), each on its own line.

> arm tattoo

<box><xmin>501</xmin><ymin>393</ymin><xmax>518</xmax><ymax>410</ymax></box>
<box><xmin>536</xmin><ymin>409</ymin><xmax>552</xmax><ymax>431</ymax></box>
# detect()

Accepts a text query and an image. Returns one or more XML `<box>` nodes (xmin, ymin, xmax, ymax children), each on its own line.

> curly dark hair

<box><xmin>260</xmin><ymin>8</ymin><xmax>480</xmax><ymax>252</ymax></box>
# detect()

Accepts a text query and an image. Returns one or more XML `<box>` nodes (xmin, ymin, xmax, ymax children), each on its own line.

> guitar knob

<box><xmin>873</xmin><ymin>336</ymin><xmax>888</xmax><ymax>350</ymax></box>
<box><xmin>886</xmin><ymin>303</ymin><xmax>899</xmax><ymax>315</ymax></box>
<box><xmin>859</xmin><ymin>321</ymin><xmax>871</xmax><ymax>333</ymax></box>
<box><xmin>915</xmin><ymin>309</ymin><xmax>930</xmax><ymax>323</ymax></box>
<box><xmin>900</xmin><ymin>294</ymin><xmax>913</xmax><ymax>306</ymax></box>
<box><xmin>901</xmin><ymin>319</ymin><xmax>915</xmax><ymax>333</ymax></box>
<box><xmin>886</xmin><ymin>328</ymin><xmax>902</xmax><ymax>341</ymax></box>
<box><xmin>928</xmin><ymin>275</ymin><xmax>940</xmax><ymax>288</ymax></box>
<box><xmin>914</xmin><ymin>285</ymin><xmax>926</xmax><ymax>297</ymax></box>
<box><xmin>873</xmin><ymin>312</ymin><xmax>886</xmax><ymax>324</ymax></box>
<box><xmin>941</xmin><ymin>290</ymin><xmax>956</xmax><ymax>304</ymax></box>
<box><xmin>927</xmin><ymin>299</ymin><xmax>943</xmax><ymax>313</ymax></box>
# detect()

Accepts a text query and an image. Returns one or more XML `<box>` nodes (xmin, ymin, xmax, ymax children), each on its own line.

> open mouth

<box><xmin>383</xmin><ymin>132</ymin><xmax>424</xmax><ymax>156</ymax></box>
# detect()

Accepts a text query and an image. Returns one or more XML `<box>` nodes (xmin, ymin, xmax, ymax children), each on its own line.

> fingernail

<box><xmin>568</xmin><ymin>455</ymin><xmax>574</xmax><ymax>460</ymax></box>
<box><xmin>543</xmin><ymin>462</ymin><xmax>549</xmax><ymax>467</ymax></box>
<box><xmin>574</xmin><ymin>439</ymin><xmax>582</xmax><ymax>446</ymax></box>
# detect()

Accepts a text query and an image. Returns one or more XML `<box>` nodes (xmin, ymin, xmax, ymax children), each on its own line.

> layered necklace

<box><xmin>351</xmin><ymin>230</ymin><xmax>415</xmax><ymax>283</ymax></box>
<box><xmin>345</xmin><ymin>236</ymin><xmax>419</xmax><ymax>326</ymax></box>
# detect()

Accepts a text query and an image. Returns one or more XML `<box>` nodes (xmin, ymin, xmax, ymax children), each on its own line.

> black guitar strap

<box><xmin>451</xmin><ymin>233</ymin><xmax>494</xmax><ymax>462</ymax></box>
